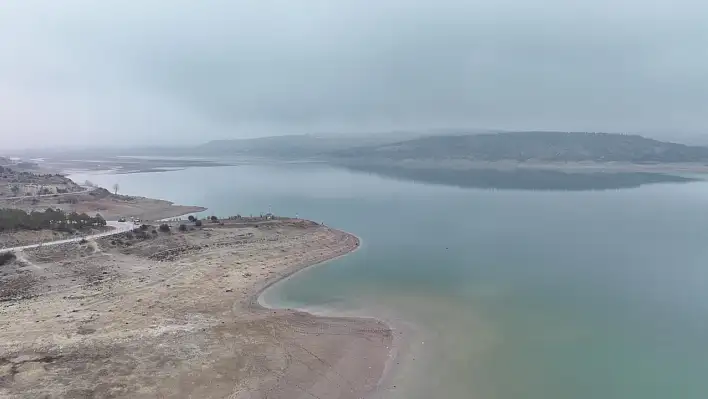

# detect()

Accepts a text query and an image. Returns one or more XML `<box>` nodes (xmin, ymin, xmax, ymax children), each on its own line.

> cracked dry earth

<box><xmin>0</xmin><ymin>219</ymin><xmax>391</xmax><ymax>399</ymax></box>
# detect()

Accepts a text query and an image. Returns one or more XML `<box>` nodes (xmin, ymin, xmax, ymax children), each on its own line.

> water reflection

<box><xmin>336</xmin><ymin>163</ymin><xmax>697</xmax><ymax>191</ymax></box>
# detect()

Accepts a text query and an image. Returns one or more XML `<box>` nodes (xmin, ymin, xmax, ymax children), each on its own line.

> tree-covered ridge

<box><xmin>333</xmin><ymin>132</ymin><xmax>708</xmax><ymax>163</ymax></box>
<box><xmin>0</xmin><ymin>208</ymin><xmax>106</xmax><ymax>232</ymax></box>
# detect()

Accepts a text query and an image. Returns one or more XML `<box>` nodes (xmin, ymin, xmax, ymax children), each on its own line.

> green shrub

<box><xmin>0</xmin><ymin>208</ymin><xmax>104</xmax><ymax>232</ymax></box>
<box><xmin>0</xmin><ymin>251</ymin><xmax>16</xmax><ymax>266</ymax></box>
<box><xmin>159</xmin><ymin>224</ymin><xmax>170</xmax><ymax>232</ymax></box>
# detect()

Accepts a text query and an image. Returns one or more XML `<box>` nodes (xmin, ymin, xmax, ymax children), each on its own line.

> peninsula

<box><xmin>0</xmin><ymin>169</ymin><xmax>392</xmax><ymax>398</ymax></box>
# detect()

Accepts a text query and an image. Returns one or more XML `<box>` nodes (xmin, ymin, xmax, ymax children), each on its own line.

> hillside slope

<box><xmin>332</xmin><ymin>132</ymin><xmax>708</xmax><ymax>163</ymax></box>
<box><xmin>193</xmin><ymin>131</ymin><xmax>433</xmax><ymax>158</ymax></box>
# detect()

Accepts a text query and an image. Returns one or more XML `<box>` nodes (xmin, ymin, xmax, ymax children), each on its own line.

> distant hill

<box><xmin>192</xmin><ymin>131</ymin><xmax>432</xmax><ymax>158</ymax></box>
<box><xmin>331</xmin><ymin>132</ymin><xmax>708</xmax><ymax>163</ymax></box>
<box><xmin>194</xmin><ymin>135</ymin><xmax>337</xmax><ymax>157</ymax></box>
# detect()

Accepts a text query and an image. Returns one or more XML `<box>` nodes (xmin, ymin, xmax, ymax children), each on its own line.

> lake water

<box><xmin>71</xmin><ymin>163</ymin><xmax>708</xmax><ymax>399</ymax></box>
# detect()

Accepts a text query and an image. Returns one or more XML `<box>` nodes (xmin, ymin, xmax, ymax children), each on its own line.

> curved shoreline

<box><xmin>246</xmin><ymin>226</ymin><xmax>362</xmax><ymax>311</ymax></box>
<box><xmin>246</xmin><ymin>226</ymin><xmax>399</xmax><ymax>398</ymax></box>
<box><xmin>0</xmin><ymin>219</ymin><xmax>395</xmax><ymax>398</ymax></box>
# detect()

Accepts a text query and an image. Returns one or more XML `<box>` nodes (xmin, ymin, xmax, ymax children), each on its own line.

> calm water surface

<box><xmin>71</xmin><ymin>163</ymin><xmax>708</xmax><ymax>399</ymax></box>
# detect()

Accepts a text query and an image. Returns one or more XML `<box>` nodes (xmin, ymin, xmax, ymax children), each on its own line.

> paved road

<box><xmin>0</xmin><ymin>221</ymin><xmax>135</xmax><ymax>253</ymax></box>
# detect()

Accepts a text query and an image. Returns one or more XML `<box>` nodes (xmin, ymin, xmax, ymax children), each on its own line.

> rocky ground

<box><xmin>0</xmin><ymin>168</ymin><xmax>82</xmax><ymax>198</ymax></box>
<box><xmin>0</xmin><ymin>187</ymin><xmax>204</xmax><ymax>222</ymax></box>
<box><xmin>0</xmin><ymin>219</ymin><xmax>391</xmax><ymax>399</ymax></box>
<box><xmin>0</xmin><ymin>226</ymin><xmax>113</xmax><ymax>249</ymax></box>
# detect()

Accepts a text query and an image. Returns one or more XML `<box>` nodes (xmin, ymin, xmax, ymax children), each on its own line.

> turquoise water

<box><xmin>71</xmin><ymin>163</ymin><xmax>708</xmax><ymax>398</ymax></box>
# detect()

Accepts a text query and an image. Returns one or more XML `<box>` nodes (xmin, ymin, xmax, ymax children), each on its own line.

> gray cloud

<box><xmin>1</xmin><ymin>0</ymin><xmax>707</xmax><ymax>149</ymax></box>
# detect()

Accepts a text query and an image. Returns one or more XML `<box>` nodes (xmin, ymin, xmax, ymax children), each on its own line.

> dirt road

<box><xmin>0</xmin><ymin>221</ymin><xmax>134</xmax><ymax>253</ymax></box>
<box><xmin>0</xmin><ymin>219</ymin><xmax>391</xmax><ymax>398</ymax></box>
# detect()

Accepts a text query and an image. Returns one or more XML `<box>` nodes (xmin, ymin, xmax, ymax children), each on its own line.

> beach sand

<box><xmin>0</xmin><ymin>219</ymin><xmax>392</xmax><ymax>398</ymax></box>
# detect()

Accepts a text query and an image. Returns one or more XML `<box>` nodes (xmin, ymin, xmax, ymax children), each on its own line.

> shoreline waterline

<box><xmin>251</xmin><ymin>229</ymin><xmax>408</xmax><ymax>397</ymax></box>
<box><xmin>247</xmin><ymin>226</ymin><xmax>363</xmax><ymax>310</ymax></box>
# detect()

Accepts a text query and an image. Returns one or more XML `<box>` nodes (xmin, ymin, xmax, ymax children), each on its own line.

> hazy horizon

<box><xmin>8</xmin><ymin>129</ymin><xmax>708</xmax><ymax>155</ymax></box>
<box><xmin>1</xmin><ymin>0</ymin><xmax>707</xmax><ymax>150</ymax></box>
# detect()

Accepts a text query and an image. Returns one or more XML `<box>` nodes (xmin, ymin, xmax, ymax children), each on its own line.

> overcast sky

<box><xmin>1</xmin><ymin>0</ymin><xmax>707</xmax><ymax>149</ymax></box>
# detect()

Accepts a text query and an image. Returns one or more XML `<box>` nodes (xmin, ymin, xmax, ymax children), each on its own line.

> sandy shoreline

<box><xmin>245</xmin><ymin>227</ymin><xmax>398</xmax><ymax>398</ymax></box>
<box><xmin>253</xmin><ymin>232</ymin><xmax>415</xmax><ymax>399</ymax></box>
<box><xmin>0</xmin><ymin>163</ymin><xmax>398</xmax><ymax>397</ymax></box>
<box><xmin>0</xmin><ymin>218</ymin><xmax>393</xmax><ymax>398</ymax></box>
<box><xmin>248</xmin><ymin>229</ymin><xmax>362</xmax><ymax>310</ymax></box>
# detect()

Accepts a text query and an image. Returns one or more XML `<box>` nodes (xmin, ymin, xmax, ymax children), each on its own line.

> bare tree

<box><xmin>112</xmin><ymin>183</ymin><xmax>120</xmax><ymax>195</ymax></box>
